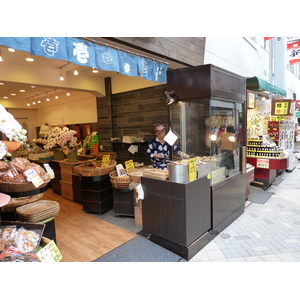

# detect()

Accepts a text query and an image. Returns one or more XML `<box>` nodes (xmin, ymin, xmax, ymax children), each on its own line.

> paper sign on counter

<box><xmin>125</xmin><ymin>160</ymin><xmax>135</xmax><ymax>171</ymax></box>
<box><xmin>102</xmin><ymin>155</ymin><xmax>111</xmax><ymax>166</ymax></box>
<box><xmin>188</xmin><ymin>158</ymin><xmax>197</xmax><ymax>181</ymax></box>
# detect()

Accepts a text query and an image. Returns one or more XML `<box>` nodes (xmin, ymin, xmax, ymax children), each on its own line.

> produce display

<box><xmin>74</xmin><ymin>158</ymin><xmax>116</xmax><ymax>176</ymax></box>
<box><xmin>0</xmin><ymin>158</ymin><xmax>50</xmax><ymax>192</ymax></box>
<box><xmin>0</xmin><ymin>225</ymin><xmax>42</xmax><ymax>262</ymax></box>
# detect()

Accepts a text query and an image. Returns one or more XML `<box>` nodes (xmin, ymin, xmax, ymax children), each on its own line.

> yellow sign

<box><xmin>248</xmin><ymin>92</ymin><xmax>255</xmax><ymax>108</ymax></box>
<box><xmin>188</xmin><ymin>158</ymin><xmax>197</xmax><ymax>181</ymax></box>
<box><xmin>274</xmin><ymin>102</ymin><xmax>289</xmax><ymax>115</ymax></box>
<box><xmin>37</xmin><ymin>240</ymin><xmax>62</xmax><ymax>262</ymax></box>
<box><xmin>125</xmin><ymin>159</ymin><xmax>135</xmax><ymax>171</ymax></box>
<box><xmin>102</xmin><ymin>155</ymin><xmax>110</xmax><ymax>166</ymax></box>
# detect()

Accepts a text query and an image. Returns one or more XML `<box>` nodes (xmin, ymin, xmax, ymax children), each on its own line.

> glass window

<box><xmin>172</xmin><ymin>99</ymin><xmax>244</xmax><ymax>185</ymax></box>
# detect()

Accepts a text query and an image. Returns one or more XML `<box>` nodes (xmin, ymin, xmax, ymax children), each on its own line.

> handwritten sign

<box><xmin>188</xmin><ymin>158</ymin><xmax>197</xmax><ymax>181</ymax></box>
<box><xmin>37</xmin><ymin>240</ymin><xmax>62</xmax><ymax>262</ymax></box>
<box><xmin>23</xmin><ymin>169</ymin><xmax>44</xmax><ymax>188</ymax></box>
<box><xmin>44</xmin><ymin>163</ymin><xmax>55</xmax><ymax>179</ymax></box>
<box><xmin>124</xmin><ymin>159</ymin><xmax>135</xmax><ymax>171</ymax></box>
<box><xmin>274</xmin><ymin>102</ymin><xmax>289</xmax><ymax>115</ymax></box>
<box><xmin>102</xmin><ymin>155</ymin><xmax>111</xmax><ymax>167</ymax></box>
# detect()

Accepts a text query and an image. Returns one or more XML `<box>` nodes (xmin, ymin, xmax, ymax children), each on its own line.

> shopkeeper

<box><xmin>147</xmin><ymin>123</ymin><xmax>189</xmax><ymax>170</ymax></box>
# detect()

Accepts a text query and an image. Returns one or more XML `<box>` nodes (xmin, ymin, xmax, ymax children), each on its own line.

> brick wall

<box><xmin>104</xmin><ymin>37</ymin><xmax>206</xmax><ymax>67</ymax></box>
<box><xmin>97</xmin><ymin>83</ymin><xmax>168</xmax><ymax>164</ymax></box>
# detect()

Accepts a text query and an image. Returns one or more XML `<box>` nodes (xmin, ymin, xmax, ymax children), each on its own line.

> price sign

<box><xmin>102</xmin><ymin>155</ymin><xmax>111</xmax><ymax>167</ymax></box>
<box><xmin>44</xmin><ymin>163</ymin><xmax>55</xmax><ymax>179</ymax></box>
<box><xmin>188</xmin><ymin>158</ymin><xmax>197</xmax><ymax>181</ymax></box>
<box><xmin>257</xmin><ymin>158</ymin><xmax>269</xmax><ymax>169</ymax></box>
<box><xmin>125</xmin><ymin>159</ymin><xmax>135</xmax><ymax>171</ymax></box>
<box><xmin>23</xmin><ymin>169</ymin><xmax>44</xmax><ymax>188</ymax></box>
<box><xmin>37</xmin><ymin>240</ymin><xmax>62</xmax><ymax>262</ymax></box>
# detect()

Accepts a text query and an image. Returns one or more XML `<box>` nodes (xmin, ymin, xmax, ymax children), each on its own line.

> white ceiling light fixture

<box><xmin>55</xmin><ymin>90</ymin><xmax>59</xmax><ymax>99</ymax></box>
<box><xmin>0</xmin><ymin>48</ymin><xmax>3</xmax><ymax>62</ymax></box>
<box><xmin>25</xmin><ymin>56</ymin><xmax>34</xmax><ymax>62</ymax></box>
<box><xmin>46</xmin><ymin>92</ymin><xmax>50</xmax><ymax>101</ymax></box>
<box><xmin>66</xmin><ymin>91</ymin><xmax>70</xmax><ymax>96</ymax></box>
<box><xmin>60</xmin><ymin>67</ymin><xmax>64</xmax><ymax>81</ymax></box>
<box><xmin>92</xmin><ymin>67</ymin><xmax>99</xmax><ymax>73</ymax></box>
<box><xmin>8</xmin><ymin>48</ymin><xmax>15</xmax><ymax>52</ymax></box>
<box><xmin>74</xmin><ymin>69</ymin><xmax>79</xmax><ymax>75</ymax></box>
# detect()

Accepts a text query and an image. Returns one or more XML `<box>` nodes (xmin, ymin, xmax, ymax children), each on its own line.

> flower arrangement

<box><xmin>58</xmin><ymin>129</ymin><xmax>81</xmax><ymax>155</ymax></box>
<box><xmin>0</xmin><ymin>104</ymin><xmax>28</xmax><ymax>160</ymax></box>
<box><xmin>43</xmin><ymin>126</ymin><xmax>81</xmax><ymax>155</ymax></box>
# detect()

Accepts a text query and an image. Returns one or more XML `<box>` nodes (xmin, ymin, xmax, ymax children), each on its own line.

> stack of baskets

<box><xmin>16</xmin><ymin>200</ymin><xmax>60</xmax><ymax>223</ymax></box>
<box><xmin>109</xmin><ymin>170</ymin><xmax>132</xmax><ymax>189</ymax></box>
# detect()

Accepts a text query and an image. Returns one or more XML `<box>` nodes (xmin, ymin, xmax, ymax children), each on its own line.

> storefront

<box><xmin>246</xmin><ymin>77</ymin><xmax>296</xmax><ymax>190</ymax></box>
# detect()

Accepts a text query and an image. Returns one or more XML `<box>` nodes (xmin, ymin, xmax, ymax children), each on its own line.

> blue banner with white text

<box><xmin>0</xmin><ymin>37</ymin><xmax>168</xmax><ymax>83</ymax></box>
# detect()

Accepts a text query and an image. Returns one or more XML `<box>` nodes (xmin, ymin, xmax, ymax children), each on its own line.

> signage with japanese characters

<box><xmin>271</xmin><ymin>99</ymin><xmax>293</xmax><ymax>116</ymax></box>
<box><xmin>257</xmin><ymin>158</ymin><xmax>269</xmax><ymax>169</ymax></box>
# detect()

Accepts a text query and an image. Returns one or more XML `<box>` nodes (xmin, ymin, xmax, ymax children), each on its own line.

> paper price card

<box><xmin>102</xmin><ymin>155</ymin><xmax>111</xmax><ymax>167</ymax></box>
<box><xmin>188</xmin><ymin>158</ymin><xmax>197</xmax><ymax>181</ymax></box>
<box><xmin>43</xmin><ymin>163</ymin><xmax>55</xmax><ymax>179</ymax></box>
<box><xmin>37</xmin><ymin>240</ymin><xmax>62</xmax><ymax>262</ymax></box>
<box><xmin>125</xmin><ymin>159</ymin><xmax>135</xmax><ymax>171</ymax></box>
<box><xmin>23</xmin><ymin>169</ymin><xmax>44</xmax><ymax>188</ymax></box>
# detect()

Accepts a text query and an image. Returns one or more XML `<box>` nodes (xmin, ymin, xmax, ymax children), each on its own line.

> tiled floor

<box><xmin>189</xmin><ymin>161</ymin><xmax>300</xmax><ymax>262</ymax></box>
<box><xmin>90</xmin><ymin>159</ymin><xmax>300</xmax><ymax>263</ymax></box>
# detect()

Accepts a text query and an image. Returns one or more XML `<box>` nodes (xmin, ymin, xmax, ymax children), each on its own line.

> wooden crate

<box><xmin>60</xmin><ymin>161</ymin><xmax>82</xmax><ymax>183</ymax></box>
<box><xmin>60</xmin><ymin>180</ymin><xmax>73</xmax><ymax>201</ymax></box>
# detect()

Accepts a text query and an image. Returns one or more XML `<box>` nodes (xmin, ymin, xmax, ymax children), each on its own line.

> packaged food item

<box><xmin>15</xmin><ymin>227</ymin><xmax>40</xmax><ymax>253</ymax></box>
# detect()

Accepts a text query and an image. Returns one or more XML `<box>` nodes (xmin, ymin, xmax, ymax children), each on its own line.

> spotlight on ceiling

<box><xmin>164</xmin><ymin>90</ymin><xmax>176</xmax><ymax>105</ymax></box>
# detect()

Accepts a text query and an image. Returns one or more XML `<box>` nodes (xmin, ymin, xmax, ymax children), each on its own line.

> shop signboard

<box><xmin>125</xmin><ymin>159</ymin><xmax>135</xmax><ymax>171</ymax></box>
<box><xmin>257</xmin><ymin>158</ymin><xmax>269</xmax><ymax>169</ymax></box>
<box><xmin>271</xmin><ymin>99</ymin><xmax>293</xmax><ymax>116</ymax></box>
<box><xmin>247</xmin><ymin>90</ymin><xmax>256</xmax><ymax>109</ymax></box>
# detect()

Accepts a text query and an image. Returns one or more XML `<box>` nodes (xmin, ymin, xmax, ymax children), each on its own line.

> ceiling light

<box><xmin>60</xmin><ymin>67</ymin><xmax>64</xmax><ymax>81</ymax></box>
<box><xmin>0</xmin><ymin>48</ymin><xmax>2</xmax><ymax>62</ymax></box>
<box><xmin>8</xmin><ymin>48</ymin><xmax>15</xmax><ymax>52</ymax></box>
<box><xmin>46</xmin><ymin>92</ymin><xmax>50</xmax><ymax>101</ymax></box>
<box><xmin>0</xmin><ymin>83</ymin><xmax>4</xmax><ymax>85</ymax></box>
<box><xmin>74</xmin><ymin>70</ymin><xmax>79</xmax><ymax>75</ymax></box>
<box><xmin>92</xmin><ymin>68</ymin><xmax>99</xmax><ymax>73</ymax></box>
<box><xmin>20</xmin><ymin>90</ymin><xmax>25</xmax><ymax>92</ymax></box>
<box><xmin>25</xmin><ymin>57</ymin><xmax>34</xmax><ymax>62</ymax></box>
<box><xmin>31</xmin><ymin>86</ymin><xmax>36</xmax><ymax>88</ymax></box>
<box><xmin>38</xmin><ymin>100</ymin><xmax>41</xmax><ymax>104</ymax></box>
<box><xmin>27</xmin><ymin>103</ymin><xmax>30</xmax><ymax>106</ymax></box>
<box><xmin>33</xmin><ymin>102</ymin><xmax>36</xmax><ymax>105</ymax></box>
<box><xmin>66</xmin><ymin>91</ymin><xmax>70</xmax><ymax>96</ymax></box>
<box><xmin>55</xmin><ymin>90</ymin><xmax>59</xmax><ymax>99</ymax></box>
<box><xmin>164</xmin><ymin>90</ymin><xmax>176</xmax><ymax>105</ymax></box>
<box><xmin>11</xmin><ymin>93</ymin><xmax>16</xmax><ymax>96</ymax></box>
<box><xmin>3</xmin><ymin>96</ymin><xmax>8</xmax><ymax>99</ymax></box>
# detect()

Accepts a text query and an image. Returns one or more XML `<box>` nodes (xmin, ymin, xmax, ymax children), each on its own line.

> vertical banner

<box><xmin>30</xmin><ymin>37</ymin><xmax>69</xmax><ymax>61</ymax></box>
<box><xmin>287</xmin><ymin>41</ymin><xmax>300</xmax><ymax>65</ymax></box>
<box><xmin>0</xmin><ymin>37</ymin><xmax>31</xmax><ymax>52</ymax></box>
<box><xmin>66</xmin><ymin>37</ymin><xmax>97</xmax><ymax>68</ymax></box>
<box><xmin>137</xmin><ymin>56</ymin><xmax>154</xmax><ymax>81</ymax></box>
<box><xmin>95</xmin><ymin>45</ymin><xmax>120</xmax><ymax>72</ymax></box>
<box><xmin>117</xmin><ymin>50</ymin><xmax>139</xmax><ymax>77</ymax></box>
<box><xmin>152</xmin><ymin>61</ymin><xmax>168</xmax><ymax>83</ymax></box>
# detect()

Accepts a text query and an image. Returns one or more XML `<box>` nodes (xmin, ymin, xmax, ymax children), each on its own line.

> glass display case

<box><xmin>172</xmin><ymin>99</ymin><xmax>244</xmax><ymax>185</ymax></box>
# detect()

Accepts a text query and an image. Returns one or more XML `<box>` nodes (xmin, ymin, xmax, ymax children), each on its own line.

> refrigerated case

<box><xmin>142</xmin><ymin>64</ymin><xmax>247</xmax><ymax>260</ymax></box>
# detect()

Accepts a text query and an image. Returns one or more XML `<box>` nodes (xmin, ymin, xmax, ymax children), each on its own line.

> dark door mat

<box><xmin>248</xmin><ymin>187</ymin><xmax>274</xmax><ymax>204</ymax></box>
<box><xmin>93</xmin><ymin>236</ymin><xmax>182</xmax><ymax>262</ymax></box>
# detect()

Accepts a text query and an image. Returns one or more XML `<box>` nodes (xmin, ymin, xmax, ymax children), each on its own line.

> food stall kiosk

<box><xmin>141</xmin><ymin>64</ymin><xmax>247</xmax><ymax>260</ymax></box>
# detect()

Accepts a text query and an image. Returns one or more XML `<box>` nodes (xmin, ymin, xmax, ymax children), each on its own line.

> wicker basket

<box><xmin>127</xmin><ymin>169</ymin><xmax>145</xmax><ymax>183</ymax></box>
<box><xmin>16</xmin><ymin>200</ymin><xmax>60</xmax><ymax>223</ymax></box>
<box><xmin>143</xmin><ymin>168</ymin><xmax>169</xmax><ymax>180</ymax></box>
<box><xmin>0</xmin><ymin>177</ymin><xmax>50</xmax><ymax>193</ymax></box>
<box><xmin>2</xmin><ymin>193</ymin><xmax>44</xmax><ymax>213</ymax></box>
<box><xmin>73</xmin><ymin>160</ymin><xmax>116</xmax><ymax>177</ymax></box>
<box><xmin>109</xmin><ymin>170</ymin><xmax>132</xmax><ymax>189</ymax></box>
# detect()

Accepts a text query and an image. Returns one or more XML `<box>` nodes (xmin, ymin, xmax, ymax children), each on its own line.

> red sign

<box><xmin>287</xmin><ymin>41</ymin><xmax>300</xmax><ymax>65</ymax></box>
<box><xmin>264</xmin><ymin>37</ymin><xmax>274</xmax><ymax>41</ymax></box>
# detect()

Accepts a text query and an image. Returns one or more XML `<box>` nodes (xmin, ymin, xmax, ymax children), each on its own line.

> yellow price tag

<box><xmin>37</xmin><ymin>240</ymin><xmax>62</xmax><ymax>262</ymax></box>
<box><xmin>102</xmin><ymin>155</ymin><xmax>110</xmax><ymax>167</ymax></box>
<box><xmin>125</xmin><ymin>160</ymin><xmax>135</xmax><ymax>171</ymax></box>
<box><xmin>188</xmin><ymin>158</ymin><xmax>197</xmax><ymax>181</ymax></box>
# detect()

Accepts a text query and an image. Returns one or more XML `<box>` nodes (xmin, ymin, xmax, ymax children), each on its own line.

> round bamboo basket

<box><xmin>109</xmin><ymin>170</ymin><xmax>132</xmax><ymax>189</ymax></box>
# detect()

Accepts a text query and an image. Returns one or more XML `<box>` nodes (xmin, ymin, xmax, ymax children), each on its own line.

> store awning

<box><xmin>246</xmin><ymin>76</ymin><xmax>287</xmax><ymax>97</ymax></box>
<box><xmin>0</xmin><ymin>37</ymin><xmax>168</xmax><ymax>83</ymax></box>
